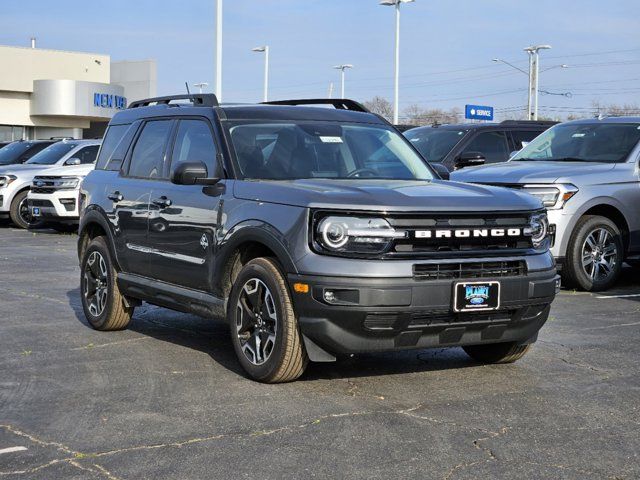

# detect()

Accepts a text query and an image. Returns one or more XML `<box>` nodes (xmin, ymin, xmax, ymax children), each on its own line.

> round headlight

<box><xmin>320</xmin><ymin>218</ymin><xmax>349</xmax><ymax>249</ymax></box>
<box><xmin>529</xmin><ymin>212</ymin><xmax>549</xmax><ymax>247</ymax></box>
<box><xmin>315</xmin><ymin>215</ymin><xmax>405</xmax><ymax>254</ymax></box>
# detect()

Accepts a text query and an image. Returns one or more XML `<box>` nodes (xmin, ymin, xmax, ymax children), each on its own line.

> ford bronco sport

<box><xmin>77</xmin><ymin>94</ymin><xmax>559</xmax><ymax>383</ymax></box>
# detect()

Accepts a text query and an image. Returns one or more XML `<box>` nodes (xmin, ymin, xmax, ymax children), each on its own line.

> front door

<box><xmin>145</xmin><ymin>118</ymin><xmax>223</xmax><ymax>291</ymax></box>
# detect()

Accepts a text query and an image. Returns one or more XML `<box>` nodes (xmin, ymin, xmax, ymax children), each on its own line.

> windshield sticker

<box><xmin>320</xmin><ymin>136</ymin><xmax>343</xmax><ymax>143</ymax></box>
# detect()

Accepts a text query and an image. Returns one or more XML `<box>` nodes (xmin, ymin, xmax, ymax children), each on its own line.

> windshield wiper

<box><xmin>514</xmin><ymin>157</ymin><xmax>589</xmax><ymax>162</ymax></box>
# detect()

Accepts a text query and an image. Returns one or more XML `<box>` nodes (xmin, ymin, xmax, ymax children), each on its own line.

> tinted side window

<box><xmin>96</xmin><ymin>124</ymin><xmax>130</xmax><ymax>170</ymax></box>
<box><xmin>511</xmin><ymin>130</ymin><xmax>542</xmax><ymax>150</ymax></box>
<box><xmin>170</xmin><ymin>119</ymin><xmax>217</xmax><ymax>175</ymax></box>
<box><xmin>128</xmin><ymin>120</ymin><xmax>173</xmax><ymax>179</ymax></box>
<box><xmin>464</xmin><ymin>131</ymin><xmax>509</xmax><ymax>164</ymax></box>
<box><xmin>75</xmin><ymin>145</ymin><xmax>100</xmax><ymax>164</ymax></box>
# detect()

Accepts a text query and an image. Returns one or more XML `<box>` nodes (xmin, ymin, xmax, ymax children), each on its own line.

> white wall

<box><xmin>111</xmin><ymin>60</ymin><xmax>157</xmax><ymax>102</ymax></box>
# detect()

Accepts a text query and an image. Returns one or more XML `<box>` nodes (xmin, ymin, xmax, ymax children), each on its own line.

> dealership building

<box><xmin>0</xmin><ymin>43</ymin><xmax>156</xmax><ymax>141</ymax></box>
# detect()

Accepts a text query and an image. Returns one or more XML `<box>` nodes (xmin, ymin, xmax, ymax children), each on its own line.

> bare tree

<box><xmin>401</xmin><ymin>105</ymin><xmax>461</xmax><ymax>126</ymax></box>
<box><xmin>363</xmin><ymin>96</ymin><xmax>394</xmax><ymax>122</ymax></box>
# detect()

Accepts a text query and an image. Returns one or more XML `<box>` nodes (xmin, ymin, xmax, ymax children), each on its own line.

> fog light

<box><xmin>555</xmin><ymin>278</ymin><xmax>561</xmax><ymax>293</ymax></box>
<box><xmin>324</xmin><ymin>290</ymin><xmax>337</xmax><ymax>303</ymax></box>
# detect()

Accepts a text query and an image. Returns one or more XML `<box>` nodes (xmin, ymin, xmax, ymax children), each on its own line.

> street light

<box><xmin>380</xmin><ymin>0</ymin><xmax>415</xmax><ymax>124</ymax></box>
<box><xmin>252</xmin><ymin>46</ymin><xmax>270</xmax><ymax>102</ymax></box>
<box><xmin>214</xmin><ymin>0</ymin><xmax>223</xmax><ymax>101</ymax></box>
<box><xmin>524</xmin><ymin>44</ymin><xmax>552</xmax><ymax>120</ymax></box>
<box><xmin>193</xmin><ymin>82</ymin><xmax>209</xmax><ymax>94</ymax></box>
<box><xmin>333</xmin><ymin>64</ymin><xmax>353</xmax><ymax>99</ymax></box>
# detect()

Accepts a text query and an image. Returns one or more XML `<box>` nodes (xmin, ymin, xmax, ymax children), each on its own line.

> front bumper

<box><xmin>289</xmin><ymin>268</ymin><xmax>559</xmax><ymax>357</ymax></box>
<box><xmin>27</xmin><ymin>190</ymin><xmax>80</xmax><ymax>221</ymax></box>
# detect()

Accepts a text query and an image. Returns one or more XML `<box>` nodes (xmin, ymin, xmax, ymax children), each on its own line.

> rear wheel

<box><xmin>463</xmin><ymin>342</ymin><xmax>532</xmax><ymax>364</ymax></box>
<box><xmin>228</xmin><ymin>257</ymin><xmax>308</xmax><ymax>383</ymax></box>
<box><xmin>80</xmin><ymin>236</ymin><xmax>133</xmax><ymax>330</ymax></box>
<box><xmin>9</xmin><ymin>190</ymin><xmax>43</xmax><ymax>229</ymax></box>
<box><xmin>562</xmin><ymin>215</ymin><xmax>623</xmax><ymax>292</ymax></box>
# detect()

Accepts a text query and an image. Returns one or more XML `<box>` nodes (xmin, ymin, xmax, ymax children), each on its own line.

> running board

<box><xmin>117</xmin><ymin>273</ymin><xmax>225</xmax><ymax>319</ymax></box>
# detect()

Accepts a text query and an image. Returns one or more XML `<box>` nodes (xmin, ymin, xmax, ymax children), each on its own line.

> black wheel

<box><xmin>228</xmin><ymin>257</ymin><xmax>308</xmax><ymax>383</ymax></box>
<box><xmin>9</xmin><ymin>190</ymin><xmax>43</xmax><ymax>229</ymax></box>
<box><xmin>562</xmin><ymin>215</ymin><xmax>623</xmax><ymax>292</ymax></box>
<box><xmin>80</xmin><ymin>236</ymin><xmax>133</xmax><ymax>330</ymax></box>
<box><xmin>463</xmin><ymin>342</ymin><xmax>532</xmax><ymax>364</ymax></box>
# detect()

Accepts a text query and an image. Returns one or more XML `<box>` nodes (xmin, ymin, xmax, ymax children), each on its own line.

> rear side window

<box><xmin>170</xmin><ymin>119</ymin><xmax>217</xmax><ymax>176</ymax></box>
<box><xmin>511</xmin><ymin>130</ymin><xmax>543</xmax><ymax>150</ymax></box>
<box><xmin>463</xmin><ymin>131</ymin><xmax>509</xmax><ymax>164</ymax></box>
<box><xmin>127</xmin><ymin>120</ymin><xmax>173</xmax><ymax>179</ymax></box>
<box><xmin>75</xmin><ymin>145</ymin><xmax>100</xmax><ymax>164</ymax></box>
<box><xmin>96</xmin><ymin>124</ymin><xmax>131</xmax><ymax>170</ymax></box>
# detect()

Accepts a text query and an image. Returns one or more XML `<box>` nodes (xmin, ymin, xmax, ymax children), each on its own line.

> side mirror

<box><xmin>456</xmin><ymin>151</ymin><xmax>486</xmax><ymax>169</ymax></box>
<box><xmin>431</xmin><ymin>162</ymin><xmax>450</xmax><ymax>180</ymax></box>
<box><xmin>65</xmin><ymin>157</ymin><xmax>81</xmax><ymax>166</ymax></box>
<box><xmin>171</xmin><ymin>161</ymin><xmax>220</xmax><ymax>185</ymax></box>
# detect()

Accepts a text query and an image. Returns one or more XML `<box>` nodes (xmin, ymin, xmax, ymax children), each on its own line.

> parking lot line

<box><xmin>0</xmin><ymin>446</ymin><xmax>28</xmax><ymax>455</ymax></box>
<box><xmin>595</xmin><ymin>293</ymin><xmax>640</xmax><ymax>299</ymax></box>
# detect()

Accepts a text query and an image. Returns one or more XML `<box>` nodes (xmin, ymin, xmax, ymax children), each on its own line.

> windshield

<box><xmin>26</xmin><ymin>142</ymin><xmax>78</xmax><ymax>165</ymax></box>
<box><xmin>512</xmin><ymin>123</ymin><xmax>640</xmax><ymax>163</ymax></box>
<box><xmin>0</xmin><ymin>142</ymin><xmax>33</xmax><ymax>165</ymax></box>
<box><xmin>226</xmin><ymin>121</ymin><xmax>434</xmax><ymax>181</ymax></box>
<box><xmin>404</xmin><ymin>127</ymin><xmax>467</xmax><ymax>162</ymax></box>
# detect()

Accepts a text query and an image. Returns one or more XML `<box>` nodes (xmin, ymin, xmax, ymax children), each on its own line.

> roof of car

<box><xmin>219</xmin><ymin>104</ymin><xmax>385</xmax><ymax>123</ymax></box>
<box><xmin>405</xmin><ymin>120</ymin><xmax>555</xmax><ymax>134</ymax></box>
<box><xmin>560</xmin><ymin>116</ymin><xmax>640</xmax><ymax>125</ymax></box>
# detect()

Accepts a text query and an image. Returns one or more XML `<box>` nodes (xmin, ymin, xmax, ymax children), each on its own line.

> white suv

<box><xmin>0</xmin><ymin>139</ymin><xmax>100</xmax><ymax>228</ymax></box>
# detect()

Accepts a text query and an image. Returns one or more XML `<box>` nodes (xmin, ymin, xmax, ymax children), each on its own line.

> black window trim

<box><xmin>121</xmin><ymin>118</ymin><xmax>176</xmax><ymax>182</ymax></box>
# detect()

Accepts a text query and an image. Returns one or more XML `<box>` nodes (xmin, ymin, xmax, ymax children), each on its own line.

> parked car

<box><xmin>0</xmin><ymin>139</ymin><xmax>100</xmax><ymax>228</ymax></box>
<box><xmin>27</xmin><ymin>146</ymin><xmax>100</xmax><ymax>231</ymax></box>
<box><xmin>0</xmin><ymin>140</ymin><xmax>57</xmax><ymax>167</ymax></box>
<box><xmin>77</xmin><ymin>94</ymin><xmax>558</xmax><ymax>383</ymax></box>
<box><xmin>451</xmin><ymin>117</ymin><xmax>640</xmax><ymax>292</ymax></box>
<box><xmin>404</xmin><ymin>120</ymin><xmax>555</xmax><ymax>171</ymax></box>
<box><xmin>0</xmin><ymin>141</ymin><xmax>12</xmax><ymax>149</ymax></box>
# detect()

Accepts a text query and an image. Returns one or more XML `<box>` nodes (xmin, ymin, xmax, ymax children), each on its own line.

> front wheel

<box><xmin>9</xmin><ymin>190</ymin><xmax>43</xmax><ymax>229</ymax></box>
<box><xmin>463</xmin><ymin>342</ymin><xmax>532</xmax><ymax>364</ymax></box>
<box><xmin>228</xmin><ymin>258</ymin><xmax>308</xmax><ymax>383</ymax></box>
<box><xmin>562</xmin><ymin>215</ymin><xmax>623</xmax><ymax>292</ymax></box>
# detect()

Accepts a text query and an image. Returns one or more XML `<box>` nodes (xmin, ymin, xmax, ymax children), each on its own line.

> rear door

<box><xmin>112</xmin><ymin>119</ymin><xmax>175</xmax><ymax>276</ymax></box>
<box><xmin>145</xmin><ymin>117</ymin><xmax>223</xmax><ymax>291</ymax></box>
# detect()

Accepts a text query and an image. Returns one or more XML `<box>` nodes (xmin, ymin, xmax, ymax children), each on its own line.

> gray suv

<box><xmin>77</xmin><ymin>95</ymin><xmax>559</xmax><ymax>383</ymax></box>
<box><xmin>452</xmin><ymin>117</ymin><xmax>640</xmax><ymax>291</ymax></box>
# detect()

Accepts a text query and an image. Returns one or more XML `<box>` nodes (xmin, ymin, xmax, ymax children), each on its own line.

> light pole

<box><xmin>252</xmin><ymin>46</ymin><xmax>270</xmax><ymax>102</ymax></box>
<box><xmin>380</xmin><ymin>0</ymin><xmax>415</xmax><ymax>125</ymax></box>
<box><xmin>333</xmin><ymin>64</ymin><xmax>353</xmax><ymax>98</ymax></box>
<box><xmin>524</xmin><ymin>45</ymin><xmax>552</xmax><ymax>120</ymax></box>
<box><xmin>193</xmin><ymin>82</ymin><xmax>209</xmax><ymax>94</ymax></box>
<box><xmin>215</xmin><ymin>0</ymin><xmax>223</xmax><ymax>101</ymax></box>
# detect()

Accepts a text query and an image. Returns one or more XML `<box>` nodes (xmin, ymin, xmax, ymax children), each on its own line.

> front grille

<box><xmin>31</xmin><ymin>187</ymin><xmax>56</xmax><ymax>194</ymax></box>
<box><xmin>29</xmin><ymin>199</ymin><xmax>54</xmax><ymax>207</ymax></box>
<box><xmin>363</xmin><ymin>309</ymin><xmax>515</xmax><ymax>331</ymax></box>
<box><xmin>413</xmin><ymin>261</ymin><xmax>526</xmax><ymax>280</ymax></box>
<box><xmin>385</xmin><ymin>212</ymin><xmax>533</xmax><ymax>257</ymax></box>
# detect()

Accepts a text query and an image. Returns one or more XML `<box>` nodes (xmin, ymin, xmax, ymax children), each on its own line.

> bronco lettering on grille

<box><xmin>414</xmin><ymin>228</ymin><xmax>524</xmax><ymax>239</ymax></box>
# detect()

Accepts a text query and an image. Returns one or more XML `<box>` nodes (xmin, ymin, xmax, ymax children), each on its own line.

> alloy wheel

<box><xmin>235</xmin><ymin>278</ymin><xmax>278</xmax><ymax>365</ymax></box>
<box><xmin>18</xmin><ymin>197</ymin><xmax>35</xmax><ymax>226</ymax></box>
<box><xmin>83</xmin><ymin>251</ymin><xmax>109</xmax><ymax>317</ymax></box>
<box><xmin>581</xmin><ymin>227</ymin><xmax>618</xmax><ymax>282</ymax></box>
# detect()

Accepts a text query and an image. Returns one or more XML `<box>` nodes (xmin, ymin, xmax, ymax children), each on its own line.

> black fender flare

<box><xmin>78</xmin><ymin>208</ymin><xmax>121</xmax><ymax>268</ymax></box>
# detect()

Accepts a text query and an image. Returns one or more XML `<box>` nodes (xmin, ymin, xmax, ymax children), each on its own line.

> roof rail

<box><xmin>499</xmin><ymin>120</ymin><xmax>557</xmax><ymax>126</ymax></box>
<box><xmin>128</xmin><ymin>94</ymin><xmax>219</xmax><ymax>109</ymax></box>
<box><xmin>262</xmin><ymin>98</ymin><xmax>370</xmax><ymax>113</ymax></box>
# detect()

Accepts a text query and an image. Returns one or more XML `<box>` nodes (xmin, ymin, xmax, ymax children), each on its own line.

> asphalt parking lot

<box><xmin>0</xmin><ymin>225</ymin><xmax>638</xmax><ymax>480</ymax></box>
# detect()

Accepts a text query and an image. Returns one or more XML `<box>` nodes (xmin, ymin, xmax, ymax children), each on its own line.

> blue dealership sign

<box><xmin>94</xmin><ymin>93</ymin><xmax>127</xmax><ymax>110</ymax></box>
<box><xmin>465</xmin><ymin>104</ymin><xmax>494</xmax><ymax>121</ymax></box>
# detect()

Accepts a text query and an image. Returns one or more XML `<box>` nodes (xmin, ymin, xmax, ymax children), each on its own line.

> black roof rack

<box><xmin>262</xmin><ymin>98</ymin><xmax>370</xmax><ymax>113</ymax></box>
<box><xmin>499</xmin><ymin>120</ymin><xmax>557</xmax><ymax>126</ymax></box>
<box><xmin>128</xmin><ymin>94</ymin><xmax>219</xmax><ymax>109</ymax></box>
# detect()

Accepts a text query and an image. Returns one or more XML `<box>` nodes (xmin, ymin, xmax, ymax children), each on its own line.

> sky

<box><xmin>2</xmin><ymin>0</ymin><xmax>639</xmax><ymax>120</ymax></box>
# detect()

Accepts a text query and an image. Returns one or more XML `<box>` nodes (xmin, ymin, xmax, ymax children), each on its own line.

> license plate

<box><xmin>453</xmin><ymin>281</ymin><xmax>500</xmax><ymax>312</ymax></box>
<box><xmin>31</xmin><ymin>207</ymin><xmax>40</xmax><ymax>217</ymax></box>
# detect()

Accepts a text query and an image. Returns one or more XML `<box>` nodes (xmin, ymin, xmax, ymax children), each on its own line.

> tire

<box><xmin>80</xmin><ymin>236</ymin><xmax>134</xmax><ymax>331</ymax></box>
<box><xmin>228</xmin><ymin>257</ymin><xmax>308</xmax><ymax>383</ymax></box>
<box><xmin>463</xmin><ymin>342</ymin><xmax>532</xmax><ymax>364</ymax></box>
<box><xmin>562</xmin><ymin>215</ymin><xmax>623</xmax><ymax>292</ymax></box>
<box><xmin>9</xmin><ymin>190</ymin><xmax>43</xmax><ymax>230</ymax></box>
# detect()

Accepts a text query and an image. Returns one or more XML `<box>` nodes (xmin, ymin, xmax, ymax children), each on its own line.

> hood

<box><xmin>35</xmin><ymin>164</ymin><xmax>95</xmax><ymax>178</ymax></box>
<box><xmin>0</xmin><ymin>163</ymin><xmax>57</xmax><ymax>175</ymax></box>
<box><xmin>451</xmin><ymin>160</ymin><xmax>616</xmax><ymax>185</ymax></box>
<box><xmin>233</xmin><ymin>178</ymin><xmax>542</xmax><ymax>212</ymax></box>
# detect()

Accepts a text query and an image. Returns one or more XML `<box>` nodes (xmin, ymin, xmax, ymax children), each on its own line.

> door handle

<box><xmin>107</xmin><ymin>191</ymin><xmax>123</xmax><ymax>202</ymax></box>
<box><xmin>152</xmin><ymin>196</ymin><xmax>172</xmax><ymax>208</ymax></box>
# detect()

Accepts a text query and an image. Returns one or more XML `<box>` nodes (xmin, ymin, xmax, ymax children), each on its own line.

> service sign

<box><xmin>465</xmin><ymin>104</ymin><xmax>494</xmax><ymax>121</ymax></box>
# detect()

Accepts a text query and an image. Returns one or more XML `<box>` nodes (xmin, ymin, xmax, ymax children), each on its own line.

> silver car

<box><xmin>451</xmin><ymin>117</ymin><xmax>640</xmax><ymax>291</ymax></box>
